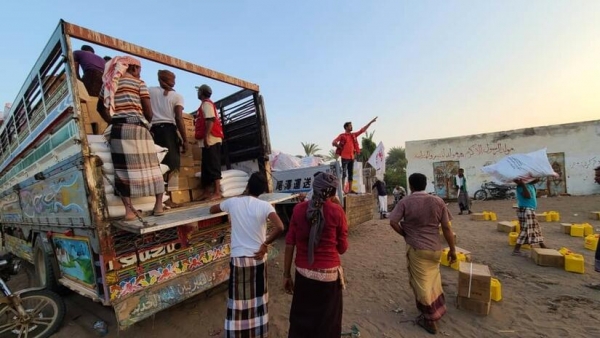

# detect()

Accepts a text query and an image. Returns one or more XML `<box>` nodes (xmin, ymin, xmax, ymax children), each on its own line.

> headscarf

<box><xmin>102</xmin><ymin>56</ymin><xmax>141</xmax><ymax>115</ymax></box>
<box><xmin>306</xmin><ymin>172</ymin><xmax>339</xmax><ymax>265</ymax></box>
<box><xmin>157</xmin><ymin>70</ymin><xmax>175</xmax><ymax>95</ymax></box>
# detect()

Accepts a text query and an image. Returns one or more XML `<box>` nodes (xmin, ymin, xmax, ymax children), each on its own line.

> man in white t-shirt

<box><xmin>149</xmin><ymin>70</ymin><xmax>187</xmax><ymax>208</ymax></box>
<box><xmin>209</xmin><ymin>172</ymin><xmax>284</xmax><ymax>336</ymax></box>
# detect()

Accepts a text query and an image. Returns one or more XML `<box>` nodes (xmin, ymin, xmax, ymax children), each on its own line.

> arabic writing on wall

<box><xmin>414</xmin><ymin>143</ymin><xmax>515</xmax><ymax>160</ymax></box>
<box><xmin>569</xmin><ymin>157</ymin><xmax>600</xmax><ymax>170</ymax></box>
<box><xmin>109</xmin><ymin>243</ymin><xmax>230</xmax><ymax>300</ymax></box>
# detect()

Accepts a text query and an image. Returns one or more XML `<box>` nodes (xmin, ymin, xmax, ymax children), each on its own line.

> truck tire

<box><xmin>33</xmin><ymin>237</ymin><xmax>67</xmax><ymax>294</ymax></box>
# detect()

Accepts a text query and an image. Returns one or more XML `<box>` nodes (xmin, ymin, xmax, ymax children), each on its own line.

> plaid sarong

<box><xmin>225</xmin><ymin>257</ymin><xmax>268</xmax><ymax>338</ymax></box>
<box><xmin>516</xmin><ymin>207</ymin><xmax>544</xmax><ymax>245</ymax></box>
<box><xmin>110</xmin><ymin>116</ymin><xmax>165</xmax><ymax>198</ymax></box>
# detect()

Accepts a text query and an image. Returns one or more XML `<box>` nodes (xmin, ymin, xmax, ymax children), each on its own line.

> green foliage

<box><xmin>359</xmin><ymin>131</ymin><xmax>376</xmax><ymax>165</ymax></box>
<box><xmin>384</xmin><ymin>146</ymin><xmax>407</xmax><ymax>191</ymax></box>
<box><xmin>301</xmin><ymin>142</ymin><xmax>322</xmax><ymax>157</ymax></box>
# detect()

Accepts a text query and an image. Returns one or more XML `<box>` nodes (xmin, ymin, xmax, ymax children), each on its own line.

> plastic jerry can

<box><xmin>490</xmin><ymin>278</ymin><xmax>502</xmax><ymax>301</ymax></box>
<box><xmin>483</xmin><ymin>211</ymin><xmax>491</xmax><ymax>221</ymax></box>
<box><xmin>440</xmin><ymin>248</ymin><xmax>450</xmax><ymax>266</ymax></box>
<box><xmin>511</xmin><ymin>220</ymin><xmax>519</xmax><ymax>227</ymax></box>
<box><xmin>550</xmin><ymin>211</ymin><xmax>560</xmax><ymax>222</ymax></box>
<box><xmin>570</xmin><ymin>224</ymin><xmax>585</xmax><ymax>237</ymax></box>
<box><xmin>558</xmin><ymin>247</ymin><xmax>572</xmax><ymax>256</ymax></box>
<box><xmin>545</xmin><ymin>213</ymin><xmax>553</xmax><ymax>222</ymax></box>
<box><xmin>584</xmin><ymin>234</ymin><xmax>599</xmax><ymax>251</ymax></box>
<box><xmin>583</xmin><ymin>223</ymin><xmax>594</xmax><ymax>236</ymax></box>
<box><xmin>508</xmin><ymin>232</ymin><xmax>518</xmax><ymax>246</ymax></box>
<box><xmin>564</xmin><ymin>254</ymin><xmax>585</xmax><ymax>274</ymax></box>
<box><xmin>490</xmin><ymin>212</ymin><xmax>497</xmax><ymax>221</ymax></box>
<box><xmin>521</xmin><ymin>244</ymin><xmax>531</xmax><ymax>250</ymax></box>
<box><xmin>450</xmin><ymin>253</ymin><xmax>467</xmax><ymax>270</ymax></box>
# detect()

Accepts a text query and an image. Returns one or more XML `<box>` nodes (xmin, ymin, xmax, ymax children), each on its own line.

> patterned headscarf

<box><xmin>157</xmin><ymin>70</ymin><xmax>175</xmax><ymax>95</ymax></box>
<box><xmin>102</xmin><ymin>56</ymin><xmax>141</xmax><ymax>115</ymax></box>
<box><xmin>307</xmin><ymin>172</ymin><xmax>339</xmax><ymax>265</ymax></box>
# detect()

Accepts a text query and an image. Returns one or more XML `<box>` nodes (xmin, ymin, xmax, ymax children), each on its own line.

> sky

<box><xmin>0</xmin><ymin>1</ymin><xmax>599</xmax><ymax>157</ymax></box>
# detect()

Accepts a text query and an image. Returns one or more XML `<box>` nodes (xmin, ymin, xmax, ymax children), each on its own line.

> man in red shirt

<box><xmin>332</xmin><ymin>117</ymin><xmax>377</xmax><ymax>193</ymax></box>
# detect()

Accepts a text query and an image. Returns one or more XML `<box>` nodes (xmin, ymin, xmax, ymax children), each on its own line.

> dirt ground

<box><xmin>9</xmin><ymin>195</ymin><xmax>600</xmax><ymax>338</ymax></box>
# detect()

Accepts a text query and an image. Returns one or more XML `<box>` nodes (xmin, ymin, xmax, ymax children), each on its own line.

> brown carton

<box><xmin>170</xmin><ymin>190</ymin><xmax>191</xmax><ymax>204</ymax></box>
<box><xmin>191</xmin><ymin>188</ymin><xmax>204</xmax><ymax>201</ymax></box>
<box><xmin>531</xmin><ymin>248</ymin><xmax>564</xmax><ymax>267</ymax></box>
<box><xmin>188</xmin><ymin>177</ymin><xmax>201</xmax><ymax>190</ymax></box>
<box><xmin>561</xmin><ymin>223</ymin><xmax>572</xmax><ymax>234</ymax></box>
<box><xmin>589</xmin><ymin>212</ymin><xmax>600</xmax><ymax>220</ymax></box>
<box><xmin>180</xmin><ymin>166</ymin><xmax>201</xmax><ymax>178</ymax></box>
<box><xmin>470</xmin><ymin>213</ymin><xmax>486</xmax><ymax>221</ymax></box>
<box><xmin>497</xmin><ymin>221</ymin><xmax>516</xmax><ymax>233</ymax></box>
<box><xmin>456</xmin><ymin>296</ymin><xmax>491</xmax><ymax>316</ymax></box>
<box><xmin>180</xmin><ymin>153</ymin><xmax>194</xmax><ymax>167</ymax></box>
<box><xmin>458</xmin><ymin>262</ymin><xmax>491</xmax><ymax>302</ymax></box>
<box><xmin>191</xmin><ymin>145</ymin><xmax>202</xmax><ymax>161</ymax></box>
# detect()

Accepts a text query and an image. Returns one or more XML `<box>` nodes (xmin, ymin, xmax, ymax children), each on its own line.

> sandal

<box><xmin>415</xmin><ymin>315</ymin><xmax>438</xmax><ymax>335</ymax></box>
<box><xmin>152</xmin><ymin>210</ymin><xmax>165</xmax><ymax>216</ymax></box>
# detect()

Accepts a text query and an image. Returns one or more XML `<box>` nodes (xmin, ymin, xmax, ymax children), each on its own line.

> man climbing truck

<box><xmin>0</xmin><ymin>20</ymin><xmax>294</xmax><ymax>329</ymax></box>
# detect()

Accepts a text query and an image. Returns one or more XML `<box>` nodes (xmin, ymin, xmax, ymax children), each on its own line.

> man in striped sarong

<box><xmin>512</xmin><ymin>178</ymin><xmax>547</xmax><ymax>256</ymax></box>
<box><xmin>210</xmin><ymin>173</ymin><xmax>284</xmax><ymax>337</ymax></box>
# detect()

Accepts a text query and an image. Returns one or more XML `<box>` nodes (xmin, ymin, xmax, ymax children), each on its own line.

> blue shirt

<box><xmin>516</xmin><ymin>184</ymin><xmax>537</xmax><ymax>209</ymax></box>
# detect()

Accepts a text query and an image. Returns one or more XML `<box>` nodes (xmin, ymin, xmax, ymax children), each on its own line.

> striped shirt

<box><xmin>389</xmin><ymin>191</ymin><xmax>452</xmax><ymax>251</ymax></box>
<box><xmin>100</xmin><ymin>77</ymin><xmax>149</xmax><ymax>120</ymax></box>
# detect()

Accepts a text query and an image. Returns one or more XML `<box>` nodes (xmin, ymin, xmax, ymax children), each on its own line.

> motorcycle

<box><xmin>0</xmin><ymin>253</ymin><xmax>65</xmax><ymax>338</ymax></box>
<box><xmin>473</xmin><ymin>181</ymin><xmax>516</xmax><ymax>201</ymax></box>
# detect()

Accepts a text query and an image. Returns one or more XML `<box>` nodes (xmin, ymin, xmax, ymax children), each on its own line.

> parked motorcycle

<box><xmin>0</xmin><ymin>253</ymin><xmax>65</xmax><ymax>338</ymax></box>
<box><xmin>473</xmin><ymin>181</ymin><xmax>516</xmax><ymax>201</ymax></box>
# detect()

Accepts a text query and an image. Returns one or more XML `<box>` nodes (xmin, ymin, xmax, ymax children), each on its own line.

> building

<box><xmin>406</xmin><ymin>120</ymin><xmax>600</xmax><ymax>198</ymax></box>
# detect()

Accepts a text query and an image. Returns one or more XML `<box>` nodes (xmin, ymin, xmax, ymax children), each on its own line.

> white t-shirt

<box><xmin>220</xmin><ymin>196</ymin><xmax>276</xmax><ymax>257</ymax></box>
<box><xmin>148</xmin><ymin>87</ymin><xmax>184</xmax><ymax>125</ymax></box>
<box><xmin>198</xmin><ymin>101</ymin><xmax>222</xmax><ymax>147</ymax></box>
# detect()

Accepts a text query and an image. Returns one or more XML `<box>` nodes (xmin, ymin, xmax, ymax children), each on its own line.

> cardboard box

<box><xmin>536</xmin><ymin>212</ymin><xmax>548</xmax><ymax>222</ymax></box>
<box><xmin>180</xmin><ymin>153</ymin><xmax>194</xmax><ymax>167</ymax></box>
<box><xmin>167</xmin><ymin>176</ymin><xmax>189</xmax><ymax>191</ymax></box>
<box><xmin>458</xmin><ymin>262</ymin><xmax>491</xmax><ymax>302</ymax></box>
<box><xmin>531</xmin><ymin>248</ymin><xmax>565</xmax><ymax>267</ymax></box>
<box><xmin>180</xmin><ymin>166</ymin><xmax>201</xmax><ymax>178</ymax></box>
<box><xmin>456</xmin><ymin>296</ymin><xmax>491</xmax><ymax>316</ymax></box>
<box><xmin>561</xmin><ymin>223</ymin><xmax>572</xmax><ymax>234</ymax></box>
<box><xmin>470</xmin><ymin>213</ymin><xmax>486</xmax><ymax>221</ymax></box>
<box><xmin>589</xmin><ymin>212</ymin><xmax>600</xmax><ymax>220</ymax></box>
<box><xmin>497</xmin><ymin>221</ymin><xmax>516</xmax><ymax>233</ymax></box>
<box><xmin>191</xmin><ymin>145</ymin><xmax>202</xmax><ymax>161</ymax></box>
<box><xmin>170</xmin><ymin>190</ymin><xmax>191</xmax><ymax>204</ymax></box>
<box><xmin>191</xmin><ymin>188</ymin><xmax>204</xmax><ymax>201</ymax></box>
<box><xmin>188</xmin><ymin>177</ymin><xmax>201</xmax><ymax>189</ymax></box>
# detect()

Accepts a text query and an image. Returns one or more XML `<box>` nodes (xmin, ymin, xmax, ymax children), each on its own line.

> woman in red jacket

<box><xmin>283</xmin><ymin>172</ymin><xmax>348</xmax><ymax>338</ymax></box>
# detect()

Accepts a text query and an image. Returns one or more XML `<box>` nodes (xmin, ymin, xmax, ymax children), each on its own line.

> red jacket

<box><xmin>195</xmin><ymin>99</ymin><xmax>224</xmax><ymax>140</ymax></box>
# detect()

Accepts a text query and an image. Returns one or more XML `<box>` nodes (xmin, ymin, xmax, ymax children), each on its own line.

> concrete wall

<box><xmin>406</xmin><ymin>120</ymin><xmax>600</xmax><ymax>196</ymax></box>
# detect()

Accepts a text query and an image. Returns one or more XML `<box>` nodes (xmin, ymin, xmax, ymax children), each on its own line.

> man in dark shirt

<box><xmin>372</xmin><ymin>177</ymin><xmax>387</xmax><ymax>219</ymax></box>
<box><xmin>73</xmin><ymin>45</ymin><xmax>106</xmax><ymax>96</ymax></box>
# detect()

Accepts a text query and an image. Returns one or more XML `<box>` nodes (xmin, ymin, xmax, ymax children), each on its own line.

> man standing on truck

<box><xmin>149</xmin><ymin>70</ymin><xmax>187</xmax><ymax>208</ymax></box>
<box><xmin>73</xmin><ymin>45</ymin><xmax>106</xmax><ymax>96</ymax></box>
<box><xmin>332</xmin><ymin>117</ymin><xmax>377</xmax><ymax>194</ymax></box>
<box><xmin>209</xmin><ymin>172</ymin><xmax>284</xmax><ymax>337</ymax></box>
<box><xmin>195</xmin><ymin>84</ymin><xmax>224</xmax><ymax>201</ymax></box>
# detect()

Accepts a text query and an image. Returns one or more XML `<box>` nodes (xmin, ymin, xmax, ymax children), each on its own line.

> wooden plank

<box><xmin>62</xmin><ymin>21</ymin><xmax>259</xmax><ymax>92</ymax></box>
<box><xmin>112</xmin><ymin>193</ymin><xmax>298</xmax><ymax>234</ymax></box>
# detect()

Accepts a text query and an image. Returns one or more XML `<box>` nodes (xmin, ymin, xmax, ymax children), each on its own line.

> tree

<box><xmin>384</xmin><ymin>146</ymin><xmax>407</xmax><ymax>191</ymax></box>
<box><xmin>322</xmin><ymin>149</ymin><xmax>337</xmax><ymax>162</ymax></box>
<box><xmin>358</xmin><ymin>131</ymin><xmax>377</xmax><ymax>165</ymax></box>
<box><xmin>301</xmin><ymin>142</ymin><xmax>322</xmax><ymax>157</ymax></box>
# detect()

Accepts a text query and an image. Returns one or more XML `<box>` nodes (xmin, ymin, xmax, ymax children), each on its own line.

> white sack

<box><xmin>222</xmin><ymin>187</ymin><xmax>246</xmax><ymax>198</ymax></box>
<box><xmin>221</xmin><ymin>180</ymin><xmax>248</xmax><ymax>193</ymax></box>
<box><xmin>481</xmin><ymin>148</ymin><xmax>559</xmax><ymax>183</ymax></box>
<box><xmin>221</xmin><ymin>169</ymin><xmax>249</xmax><ymax>180</ymax></box>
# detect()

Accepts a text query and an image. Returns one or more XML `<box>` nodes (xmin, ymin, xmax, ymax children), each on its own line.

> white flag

<box><xmin>368</xmin><ymin>142</ymin><xmax>386</xmax><ymax>180</ymax></box>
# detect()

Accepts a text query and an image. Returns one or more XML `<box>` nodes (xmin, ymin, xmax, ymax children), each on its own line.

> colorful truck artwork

<box><xmin>0</xmin><ymin>20</ymin><xmax>296</xmax><ymax>329</ymax></box>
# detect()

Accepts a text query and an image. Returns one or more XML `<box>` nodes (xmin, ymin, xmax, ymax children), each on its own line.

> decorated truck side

<box><xmin>0</xmin><ymin>20</ymin><xmax>293</xmax><ymax>328</ymax></box>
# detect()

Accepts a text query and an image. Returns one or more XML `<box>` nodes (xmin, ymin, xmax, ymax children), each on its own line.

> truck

<box><xmin>0</xmin><ymin>20</ymin><xmax>295</xmax><ymax>329</ymax></box>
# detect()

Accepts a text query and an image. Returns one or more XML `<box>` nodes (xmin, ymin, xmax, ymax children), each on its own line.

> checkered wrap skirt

<box><xmin>225</xmin><ymin>256</ymin><xmax>268</xmax><ymax>337</ymax></box>
<box><xmin>516</xmin><ymin>207</ymin><xmax>544</xmax><ymax>245</ymax></box>
<box><xmin>110</xmin><ymin>117</ymin><xmax>165</xmax><ymax>198</ymax></box>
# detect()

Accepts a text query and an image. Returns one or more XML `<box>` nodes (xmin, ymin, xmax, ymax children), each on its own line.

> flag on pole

<box><xmin>368</xmin><ymin>142</ymin><xmax>386</xmax><ymax>180</ymax></box>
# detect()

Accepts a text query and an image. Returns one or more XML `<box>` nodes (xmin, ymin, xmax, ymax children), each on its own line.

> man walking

<box><xmin>512</xmin><ymin>178</ymin><xmax>547</xmax><ymax>256</ymax></box>
<box><xmin>372</xmin><ymin>177</ymin><xmax>388</xmax><ymax>219</ymax></box>
<box><xmin>73</xmin><ymin>45</ymin><xmax>106</xmax><ymax>96</ymax></box>
<box><xmin>195</xmin><ymin>84</ymin><xmax>224</xmax><ymax>201</ymax></box>
<box><xmin>453</xmin><ymin>168</ymin><xmax>472</xmax><ymax>215</ymax></box>
<box><xmin>149</xmin><ymin>70</ymin><xmax>187</xmax><ymax>208</ymax></box>
<box><xmin>209</xmin><ymin>172</ymin><xmax>284</xmax><ymax>337</ymax></box>
<box><xmin>332</xmin><ymin>117</ymin><xmax>377</xmax><ymax>193</ymax></box>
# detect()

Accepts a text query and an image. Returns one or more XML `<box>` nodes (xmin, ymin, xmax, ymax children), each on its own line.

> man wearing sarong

<box><xmin>210</xmin><ymin>172</ymin><xmax>284</xmax><ymax>338</ymax></box>
<box><xmin>453</xmin><ymin>168</ymin><xmax>472</xmax><ymax>215</ymax></box>
<box><xmin>74</xmin><ymin>45</ymin><xmax>106</xmax><ymax>96</ymax></box>
<box><xmin>372</xmin><ymin>177</ymin><xmax>388</xmax><ymax>219</ymax></box>
<box><xmin>389</xmin><ymin>173</ymin><xmax>456</xmax><ymax>335</ymax></box>
<box><xmin>512</xmin><ymin>178</ymin><xmax>547</xmax><ymax>256</ymax></box>
<box><xmin>284</xmin><ymin>172</ymin><xmax>348</xmax><ymax>338</ymax></box>
<box><xmin>149</xmin><ymin>70</ymin><xmax>187</xmax><ymax>208</ymax></box>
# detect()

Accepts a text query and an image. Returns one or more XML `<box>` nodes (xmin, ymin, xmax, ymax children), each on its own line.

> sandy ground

<box><xmin>8</xmin><ymin>195</ymin><xmax>600</xmax><ymax>338</ymax></box>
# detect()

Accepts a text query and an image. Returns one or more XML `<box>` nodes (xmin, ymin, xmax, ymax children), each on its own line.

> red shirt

<box><xmin>333</xmin><ymin>127</ymin><xmax>367</xmax><ymax>160</ymax></box>
<box><xmin>285</xmin><ymin>200</ymin><xmax>348</xmax><ymax>269</ymax></box>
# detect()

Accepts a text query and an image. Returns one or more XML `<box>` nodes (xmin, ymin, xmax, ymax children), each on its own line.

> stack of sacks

<box><xmin>220</xmin><ymin>170</ymin><xmax>249</xmax><ymax>197</ymax></box>
<box><xmin>87</xmin><ymin>135</ymin><xmax>170</xmax><ymax>217</ymax></box>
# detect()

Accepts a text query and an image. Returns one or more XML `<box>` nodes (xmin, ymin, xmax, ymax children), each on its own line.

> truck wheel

<box><xmin>33</xmin><ymin>238</ymin><xmax>67</xmax><ymax>294</ymax></box>
<box><xmin>473</xmin><ymin>190</ymin><xmax>487</xmax><ymax>201</ymax></box>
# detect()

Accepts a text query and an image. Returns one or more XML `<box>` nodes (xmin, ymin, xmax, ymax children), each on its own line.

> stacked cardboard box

<box><xmin>78</xmin><ymin>81</ymin><xmax>108</xmax><ymax>135</ymax></box>
<box><xmin>457</xmin><ymin>262</ymin><xmax>492</xmax><ymax>316</ymax></box>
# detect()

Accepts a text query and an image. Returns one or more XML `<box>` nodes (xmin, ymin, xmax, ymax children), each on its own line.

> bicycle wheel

<box><xmin>0</xmin><ymin>289</ymin><xmax>65</xmax><ymax>338</ymax></box>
